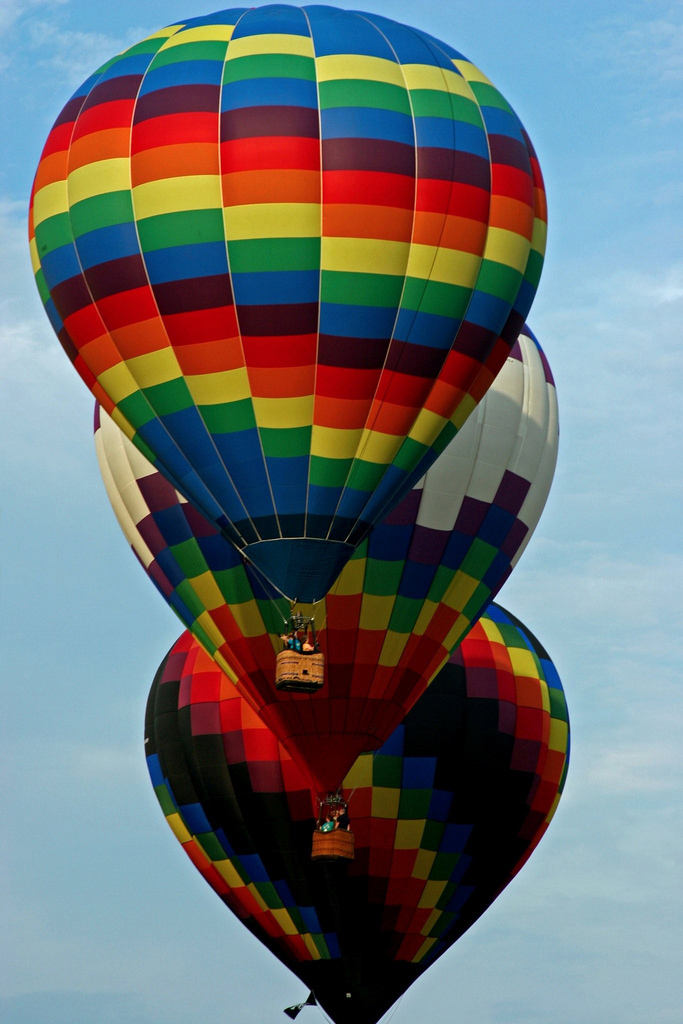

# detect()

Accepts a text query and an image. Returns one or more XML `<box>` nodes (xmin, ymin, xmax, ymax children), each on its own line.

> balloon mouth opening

<box><xmin>243</xmin><ymin>538</ymin><xmax>356</xmax><ymax>603</ymax></box>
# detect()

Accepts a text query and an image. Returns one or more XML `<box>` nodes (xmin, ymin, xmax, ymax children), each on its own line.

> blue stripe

<box><xmin>221</xmin><ymin>76</ymin><xmax>318</xmax><ymax>109</ymax></box>
<box><xmin>76</xmin><ymin>223</ymin><xmax>140</xmax><ymax>270</ymax></box>
<box><xmin>139</xmin><ymin>59</ymin><xmax>224</xmax><ymax>95</ymax></box>
<box><xmin>307</xmin><ymin>6</ymin><xmax>397</xmax><ymax>60</ymax></box>
<box><xmin>144</xmin><ymin>241</ymin><xmax>228</xmax><ymax>284</ymax></box>
<box><xmin>319</xmin><ymin>301</ymin><xmax>397</xmax><ymax>339</ymax></box>
<box><xmin>394</xmin><ymin>306</ymin><xmax>460</xmax><ymax>349</ymax></box>
<box><xmin>40</xmin><ymin>244</ymin><xmax>82</xmax><ymax>288</ymax></box>
<box><xmin>232</xmin><ymin>269</ymin><xmax>319</xmax><ymax>306</ymax></box>
<box><xmin>230</xmin><ymin>5</ymin><xmax>310</xmax><ymax>39</ymax></box>
<box><xmin>320</xmin><ymin>106</ymin><xmax>414</xmax><ymax>145</ymax></box>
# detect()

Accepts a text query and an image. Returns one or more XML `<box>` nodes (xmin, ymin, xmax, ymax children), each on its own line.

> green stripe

<box><xmin>319</xmin><ymin>78</ymin><xmax>410</xmax><ymax>114</ymax></box>
<box><xmin>143</xmin><ymin>378</ymin><xmax>195</xmax><ymax>417</ymax></box>
<box><xmin>469</xmin><ymin>81</ymin><xmax>514</xmax><ymax>114</ymax></box>
<box><xmin>223</xmin><ymin>53</ymin><xmax>315</xmax><ymax>83</ymax></box>
<box><xmin>228</xmin><ymin>237</ymin><xmax>320</xmax><ymax>273</ymax></box>
<box><xmin>69</xmin><ymin>191</ymin><xmax>134</xmax><ymax>237</ymax></box>
<box><xmin>202</xmin><ymin>398</ymin><xmax>256</xmax><ymax>433</ymax></box>
<box><xmin>137</xmin><ymin>209</ymin><xmax>226</xmax><ymax>251</ymax></box>
<box><xmin>363</xmin><ymin>556</ymin><xmax>403</xmax><ymax>597</ymax></box>
<box><xmin>34</xmin><ymin>212</ymin><xmax>73</xmax><ymax>256</ymax></box>
<box><xmin>151</xmin><ymin>40</ymin><xmax>228</xmax><ymax>66</ymax></box>
<box><xmin>309</xmin><ymin>456</ymin><xmax>351</xmax><ymax>489</ymax></box>
<box><xmin>401</xmin><ymin>277</ymin><xmax>472</xmax><ymax>318</ymax></box>
<box><xmin>475</xmin><ymin>259</ymin><xmax>523</xmax><ymax>300</ymax></box>
<box><xmin>261</xmin><ymin>426</ymin><xmax>312</xmax><ymax>458</ymax></box>
<box><xmin>321</xmin><ymin>270</ymin><xmax>404</xmax><ymax>309</ymax></box>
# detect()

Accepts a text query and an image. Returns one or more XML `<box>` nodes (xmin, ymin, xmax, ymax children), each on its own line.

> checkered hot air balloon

<box><xmin>31</xmin><ymin>5</ymin><xmax>547</xmax><ymax>603</ymax></box>
<box><xmin>145</xmin><ymin>604</ymin><xmax>569</xmax><ymax>1024</ymax></box>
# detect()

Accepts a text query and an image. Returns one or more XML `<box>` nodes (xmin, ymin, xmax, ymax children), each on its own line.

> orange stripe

<box><xmin>110</xmin><ymin>317</ymin><xmax>170</xmax><ymax>359</ymax></box>
<box><xmin>221</xmin><ymin>169</ymin><xmax>320</xmax><ymax>205</ymax></box>
<box><xmin>314</xmin><ymin>394</ymin><xmax>373</xmax><ymax>429</ymax></box>
<box><xmin>489</xmin><ymin>195</ymin><xmax>534</xmax><ymax>236</ymax></box>
<box><xmin>33</xmin><ymin>151</ymin><xmax>68</xmax><ymax>193</ymax></box>
<box><xmin>322</xmin><ymin>203</ymin><xmax>412</xmax><ymax>241</ymax></box>
<box><xmin>247</xmin><ymin>364</ymin><xmax>315</xmax><ymax>398</ymax></box>
<box><xmin>68</xmin><ymin>127</ymin><xmax>131</xmax><ymax>170</ymax></box>
<box><xmin>174</xmin><ymin>335</ymin><xmax>245</xmax><ymax>375</ymax></box>
<box><xmin>413</xmin><ymin>211</ymin><xmax>488</xmax><ymax>253</ymax></box>
<box><xmin>81</xmin><ymin>334</ymin><xmax>122</xmax><ymax>377</ymax></box>
<box><xmin>131</xmin><ymin>143</ymin><xmax>219</xmax><ymax>185</ymax></box>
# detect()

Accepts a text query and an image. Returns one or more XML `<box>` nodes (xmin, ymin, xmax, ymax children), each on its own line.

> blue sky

<box><xmin>1</xmin><ymin>1</ymin><xmax>681</xmax><ymax>1022</ymax></box>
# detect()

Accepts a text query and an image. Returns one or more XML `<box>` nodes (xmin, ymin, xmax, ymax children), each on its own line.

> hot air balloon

<box><xmin>98</xmin><ymin>325</ymin><xmax>558</xmax><ymax>791</ymax></box>
<box><xmin>145</xmin><ymin>604</ymin><xmax>570</xmax><ymax>1024</ymax></box>
<box><xmin>30</xmin><ymin>4</ymin><xmax>547</xmax><ymax>603</ymax></box>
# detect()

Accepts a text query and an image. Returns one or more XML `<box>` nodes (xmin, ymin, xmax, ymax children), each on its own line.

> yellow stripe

<box><xmin>223</xmin><ymin>202</ymin><xmax>320</xmax><ymax>240</ymax></box>
<box><xmin>302</xmin><ymin>934</ymin><xmax>322</xmax><ymax>960</ymax></box>
<box><xmin>311</xmin><ymin>424</ymin><xmax>361</xmax><ymax>460</ymax></box>
<box><xmin>483</xmin><ymin>227</ymin><xmax>531</xmax><ymax>274</ymax></box>
<box><xmin>401</xmin><ymin>63</ymin><xmax>471</xmax><ymax>97</ymax></box>
<box><xmin>271</xmin><ymin>908</ymin><xmax>299</xmax><ymax>936</ymax></box>
<box><xmin>186</xmin><ymin>366</ymin><xmax>252</xmax><ymax>406</ymax></box>
<box><xmin>166</xmin><ymin>812</ymin><xmax>192</xmax><ymax>843</ymax></box>
<box><xmin>371</xmin><ymin>786</ymin><xmax>400</xmax><ymax>819</ymax></box>
<box><xmin>141</xmin><ymin>26</ymin><xmax>184</xmax><ymax>41</ymax></box>
<box><xmin>407</xmin><ymin>408</ymin><xmax>449</xmax><ymax>448</ymax></box>
<box><xmin>214</xmin><ymin>858</ymin><xmax>246</xmax><ymax>888</ymax></box>
<box><xmin>418</xmin><ymin>880</ymin><xmax>447</xmax><ymax>909</ymax></box>
<box><xmin>133</xmin><ymin>175</ymin><xmax>222</xmax><ymax>219</ymax></box>
<box><xmin>230</xmin><ymin>598</ymin><xmax>271</xmax><ymax>638</ymax></box>
<box><xmin>378</xmin><ymin>630</ymin><xmax>409</xmax><ymax>668</ymax></box>
<box><xmin>479</xmin><ymin>618</ymin><xmax>503</xmax><ymax>644</ymax></box>
<box><xmin>68</xmin><ymin>159</ymin><xmax>131</xmax><ymax>205</ymax></box>
<box><xmin>509</xmin><ymin>648</ymin><xmax>539</xmax><ymax>679</ymax></box>
<box><xmin>442</xmin><ymin>572</ymin><xmax>480</xmax><ymax>610</ymax></box>
<box><xmin>394</xmin><ymin>819</ymin><xmax>425</xmax><ymax>850</ymax></box>
<box><xmin>127</xmin><ymin>348</ymin><xmax>183</xmax><ymax>390</ymax></box>
<box><xmin>419</xmin><ymin>908</ymin><xmax>441</xmax><ymax>935</ymax></box>
<box><xmin>322</xmin><ymin>236</ymin><xmax>409</xmax><ymax>277</ymax></box>
<box><xmin>247</xmin><ymin>883</ymin><xmax>269</xmax><ymax>912</ymax></box>
<box><xmin>412</xmin><ymin>849</ymin><xmax>436</xmax><ymax>880</ymax></box>
<box><xmin>532</xmin><ymin>217</ymin><xmax>547</xmax><ymax>257</ymax></box>
<box><xmin>99</xmin><ymin>362</ymin><xmax>141</xmax><ymax>404</ymax></box>
<box><xmin>187</xmin><ymin>571</ymin><xmax>225</xmax><ymax>611</ymax></box>
<box><xmin>316</xmin><ymin>53</ymin><xmax>404</xmax><ymax>86</ymax></box>
<box><xmin>548</xmin><ymin>719</ymin><xmax>568</xmax><ymax>753</ymax></box>
<box><xmin>32</xmin><ymin>181</ymin><xmax>68</xmax><ymax>227</ymax></box>
<box><xmin>406</xmin><ymin>244</ymin><xmax>482</xmax><ymax>288</ymax></box>
<box><xmin>413</xmin><ymin>936</ymin><xmax>438</xmax><ymax>962</ymax></box>
<box><xmin>212</xmin><ymin>647</ymin><xmax>241</xmax><ymax>686</ymax></box>
<box><xmin>252</xmin><ymin>395</ymin><xmax>314</xmax><ymax>429</ymax></box>
<box><xmin>29</xmin><ymin>236</ymin><xmax>41</xmax><ymax>275</ymax></box>
<box><xmin>330</xmin><ymin>554</ymin><xmax>367</xmax><ymax>597</ymax></box>
<box><xmin>353</xmin><ymin>428</ymin><xmax>402</xmax><ymax>464</ymax></box>
<box><xmin>359</xmin><ymin>593</ymin><xmax>393</xmax><ymax>632</ymax></box>
<box><xmin>225</xmin><ymin>32</ymin><xmax>315</xmax><ymax>58</ymax></box>
<box><xmin>162</xmin><ymin>24</ymin><xmax>236</xmax><ymax>46</ymax></box>
<box><xmin>452</xmin><ymin>59</ymin><xmax>495</xmax><ymax>87</ymax></box>
<box><xmin>343</xmin><ymin>752</ymin><xmax>373</xmax><ymax>789</ymax></box>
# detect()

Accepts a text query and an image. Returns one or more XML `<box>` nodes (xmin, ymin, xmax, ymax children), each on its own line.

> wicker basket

<box><xmin>311</xmin><ymin>829</ymin><xmax>355</xmax><ymax>862</ymax></box>
<box><xmin>275</xmin><ymin>650</ymin><xmax>324</xmax><ymax>693</ymax></box>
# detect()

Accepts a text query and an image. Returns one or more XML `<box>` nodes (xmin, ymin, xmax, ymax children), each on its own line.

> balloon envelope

<box><xmin>145</xmin><ymin>604</ymin><xmax>570</xmax><ymax>1024</ymax></box>
<box><xmin>31</xmin><ymin>4</ymin><xmax>547</xmax><ymax>602</ymax></box>
<box><xmin>97</xmin><ymin>325</ymin><xmax>558</xmax><ymax>791</ymax></box>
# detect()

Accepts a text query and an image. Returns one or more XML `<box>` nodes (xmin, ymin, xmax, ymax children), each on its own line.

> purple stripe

<box><xmin>493</xmin><ymin>470</ymin><xmax>530</xmax><ymax>515</ymax></box>
<box><xmin>419</xmin><ymin>148</ymin><xmax>490</xmax><ymax>189</ymax></box>
<box><xmin>134</xmin><ymin>84</ymin><xmax>221</xmax><ymax>122</ymax></box>
<box><xmin>221</xmin><ymin>105</ymin><xmax>319</xmax><ymax>140</ymax></box>
<box><xmin>407</xmin><ymin>524</ymin><xmax>450</xmax><ymax>565</ymax></box>
<box><xmin>85</xmin><ymin>254</ymin><xmax>148</xmax><ymax>301</ymax></box>
<box><xmin>237</xmin><ymin>301</ymin><xmax>318</xmax><ymax>336</ymax></box>
<box><xmin>322</xmin><ymin>137</ymin><xmax>415</xmax><ymax>175</ymax></box>
<box><xmin>153</xmin><ymin>274</ymin><xmax>232</xmax><ymax>314</ymax></box>
<box><xmin>82</xmin><ymin>75</ymin><xmax>143</xmax><ymax>109</ymax></box>
<box><xmin>489</xmin><ymin>134</ymin><xmax>532</xmax><ymax>175</ymax></box>
<box><xmin>318</xmin><ymin>335</ymin><xmax>388</xmax><ymax>369</ymax></box>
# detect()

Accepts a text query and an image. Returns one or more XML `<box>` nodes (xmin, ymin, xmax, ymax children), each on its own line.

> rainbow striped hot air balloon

<box><xmin>30</xmin><ymin>4</ymin><xmax>547</xmax><ymax>602</ymax></box>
